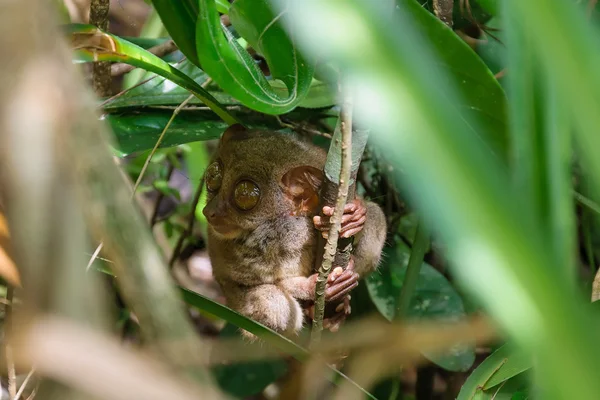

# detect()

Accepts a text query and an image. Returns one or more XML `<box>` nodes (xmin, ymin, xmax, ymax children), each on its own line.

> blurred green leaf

<box><xmin>475</xmin><ymin>17</ymin><xmax>506</xmax><ymax>77</ymax></box>
<box><xmin>411</xmin><ymin>0</ymin><xmax>507</xmax><ymax>158</ymax></box>
<box><xmin>366</xmin><ymin>241</ymin><xmax>474</xmax><ymax>371</ymax></box>
<box><xmin>211</xmin><ymin>324</ymin><xmax>288</xmax><ymax>398</ymax></box>
<box><xmin>215</xmin><ymin>0</ymin><xmax>230</xmax><ymax>14</ymax></box>
<box><xmin>153</xmin><ymin>180</ymin><xmax>180</xmax><ymax>200</ymax></box>
<box><xmin>273</xmin><ymin>0</ymin><xmax>600</xmax><ymax>398</ymax></box>
<box><xmin>68</xmin><ymin>23</ymin><xmax>238</xmax><ymax>125</ymax></box>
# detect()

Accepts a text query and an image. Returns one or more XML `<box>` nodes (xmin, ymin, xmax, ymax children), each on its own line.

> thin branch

<box><xmin>5</xmin><ymin>286</ymin><xmax>16</xmax><ymax>399</ymax></box>
<box><xmin>169</xmin><ymin>175</ymin><xmax>205</xmax><ymax>268</ymax></box>
<box><xmin>311</xmin><ymin>91</ymin><xmax>353</xmax><ymax>345</ymax></box>
<box><xmin>111</xmin><ymin>40</ymin><xmax>177</xmax><ymax>77</ymax></box>
<box><xmin>133</xmin><ymin>94</ymin><xmax>195</xmax><ymax>193</ymax></box>
<box><xmin>89</xmin><ymin>0</ymin><xmax>111</xmax><ymax>97</ymax></box>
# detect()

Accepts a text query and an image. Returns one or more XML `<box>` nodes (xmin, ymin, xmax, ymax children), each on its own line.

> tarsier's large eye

<box><xmin>234</xmin><ymin>180</ymin><xmax>260</xmax><ymax>211</ymax></box>
<box><xmin>206</xmin><ymin>161</ymin><xmax>223</xmax><ymax>192</ymax></box>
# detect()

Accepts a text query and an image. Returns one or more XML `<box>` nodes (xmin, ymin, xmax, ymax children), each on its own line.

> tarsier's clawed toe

<box><xmin>313</xmin><ymin>199</ymin><xmax>367</xmax><ymax>239</ymax></box>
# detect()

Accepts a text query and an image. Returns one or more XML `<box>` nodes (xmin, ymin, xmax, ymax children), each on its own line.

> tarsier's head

<box><xmin>202</xmin><ymin>124</ymin><xmax>327</xmax><ymax>239</ymax></box>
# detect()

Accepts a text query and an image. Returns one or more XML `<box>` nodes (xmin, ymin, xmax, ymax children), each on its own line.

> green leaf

<box><xmin>195</xmin><ymin>0</ymin><xmax>315</xmax><ymax>114</ymax></box>
<box><xmin>211</xmin><ymin>324</ymin><xmax>288</xmax><ymax>398</ymax></box>
<box><xmin>366</xmin><ymin>241</ymin><xmax>474</xmax><ymax>371</ymax></box>
<box><xmin>150</xmin><ymin>0</ymin><xmax>199</xmax><ymax>65</ymax></box>
<box><xmin>276</xmin><ymin>0</ymin><xmax>600</xmax><ymax>397</ymax></box>
<box><xmin>67</xmin><ymin>24</ymin><xmax>238</xmax><ymax>125</ymax></box>
<box><xmin>458</xmin><ymin>344</ymin><xmax>531</xmax><ymax>399</ymax></box>
<box><xmin>106</xmin><ymin>112</ymin><xmax>227</xmax><ymax>155</ymax></box>
<box><xmin>408</xmin><ymin>0</ymin><xmax>508</xmax><ymax>159</ymax></box>
<box><xmin>103</xmin><ymin>58</ymin><xmax>333</xmax><ymax>111</ymax></box>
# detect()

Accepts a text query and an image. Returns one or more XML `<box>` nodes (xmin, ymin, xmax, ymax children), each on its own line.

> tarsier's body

<box><xmin>203</xmin><ymin>125</ymin><xmax>386</xmax><ymax>338</ymax></box>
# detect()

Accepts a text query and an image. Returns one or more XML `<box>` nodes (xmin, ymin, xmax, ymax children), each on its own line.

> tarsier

<box><xmin>203</xmin><ymin>124</ymin><xmax>386</xmax><ymax>339</ymax></box>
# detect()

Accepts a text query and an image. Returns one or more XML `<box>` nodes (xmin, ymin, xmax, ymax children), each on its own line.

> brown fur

<box><xmin>203</xmin><ymin>126</ymin><xmax>386</xmax><ymax>339</ymax></box>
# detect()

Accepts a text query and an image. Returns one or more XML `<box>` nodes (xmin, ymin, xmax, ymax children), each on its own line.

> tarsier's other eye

<box><xmin>234</xmin><ymin>180</ymin><xmax>260</xmax><ymax>211</ymax></box>
<box><xmin>206</xmin><ymin>161</ymin><xmax>223</xmax><ymax>192</ymax></box>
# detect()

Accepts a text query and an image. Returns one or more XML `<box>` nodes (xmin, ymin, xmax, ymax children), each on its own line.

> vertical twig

<box><xmin>311</xmin><ymin>91</ymin><xmax>353</xmax><ymax>345</ymax></box>
<box><xmin>396</xmin><ymin>220</ymin><xmax>429</xmax><ymax>318</ymax></box>
<box><xmin>89</xmin><ymin>0</ymin><xmax>111</xmax><ymax>97</ymax></box>
<box><xmin>5</xmin><ymin>286</ymin><xmax>16</xmax><ymax>399</ymax></box>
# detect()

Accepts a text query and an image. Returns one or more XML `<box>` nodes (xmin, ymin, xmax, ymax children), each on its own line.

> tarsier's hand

<box><xmin>305</xmin><ymin>257</ymin><xmax>359</xmax><ymax>332</ymax></box>
<box><xmin>313</xmin><ymin>199</ymin><xmax>367</xmax><ymax>239</ymax></box>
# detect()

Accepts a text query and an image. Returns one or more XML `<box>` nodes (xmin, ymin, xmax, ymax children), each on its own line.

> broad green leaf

<box><xmin>458</xmin><ymin>343</ymin><xmax>531</xmax><ymax>400</ymax></box>
<box><xmin>475</xmin><ymin>17</ymin><xmax>505</xmax><ymax>77</ymax></box>
<box><xmin>195</xmin><ymin>0</ymin><xmax>315</xmax><ymax>114</ymax></box>
<box><xmin>211</xmin><ymin>324</ymin><xmax>288</xmax><ymax>398</ymax></box>
<box><xmin>151</xmin><ymin>0</ymin><xmax>199</xmax><ymax>65</ymax></box>
<box><xmin>105</xmin><ymin>112</ymin><xmax>227</xmax><ymax>155</ymax></box>
<box><xmin>476</xmin><ymin>0</ymin><xmax>498</xmax><ymax>15</ymax></box>
<box><xmin>366</xmin><ymin>241</ymin><xmax>474</xmax><ymax>372</ymax></box>
<box><xmin>411</xmin><ymin>0</ymin><xmax>507</xmax><ymax>159</ymax></box>
<box><xmin>67</xmin><ymin>23</ymin><xmax>238</xmax><ymax>125</ymax></box>
<box><xmin>483</xmin><ymin>346</ymin><xmax>532</xmax><ymax>390</ymax></box>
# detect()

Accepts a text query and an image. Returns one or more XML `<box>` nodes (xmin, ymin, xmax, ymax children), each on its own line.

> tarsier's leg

<box><xmin>228</xmin><ymin>284</ymin><xmax>304</xmax><ymax>340</ymax></box>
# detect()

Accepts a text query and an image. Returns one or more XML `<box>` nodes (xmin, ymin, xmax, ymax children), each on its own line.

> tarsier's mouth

<box><xmin>209</xmin><ymin>222</ymin><xmax>242</xmax><ymax>238</ymax></box>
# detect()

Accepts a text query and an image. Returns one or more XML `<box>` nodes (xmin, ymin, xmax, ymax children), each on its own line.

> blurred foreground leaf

<box><xmin>367</xmin><ymin>241</ymin><xmax>474</xmax><ymax>371</ymax></box>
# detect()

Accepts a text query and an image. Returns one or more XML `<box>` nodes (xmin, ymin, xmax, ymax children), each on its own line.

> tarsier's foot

<box><xmin>303</xmin><ymin>294</ymin><xmax>351</xmax><ymax>333</ymax></box>
<box><xmin>313</xmin><ymin>199</ymin><xmax>367</xmax><ymax>239</ymax></box>
<box><xmin>323</xmin><ymin>295</ymin><xmax>351</xmax><ymax>333</ymax></box>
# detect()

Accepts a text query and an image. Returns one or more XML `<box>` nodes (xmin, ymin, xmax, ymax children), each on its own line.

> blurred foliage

<box><xmin>34</xmin><ymin>0</ymin><xmax>600</xmax><ymax>398</ymax></box>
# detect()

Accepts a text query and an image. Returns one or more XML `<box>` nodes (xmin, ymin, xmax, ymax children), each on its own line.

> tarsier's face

<box><xmin>202</xmin><ymin>127</ymin><xmax>325</xmax><ymax>239</ymax></box>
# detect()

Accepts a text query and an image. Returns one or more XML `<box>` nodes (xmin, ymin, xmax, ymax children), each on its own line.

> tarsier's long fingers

<box><xmin>325</xmin><ymin>274</ymin><xmax>358</xmax><ymax>302</ymax></box>
<box><xmin>313</xmin><ymin>200</ymin><xmax>367</xmax><ymax>239</ymax></box>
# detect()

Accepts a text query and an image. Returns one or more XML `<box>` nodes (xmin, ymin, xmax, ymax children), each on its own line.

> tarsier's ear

<box><xmin>281</xmin><ymin>166</ymin><xmax>324</xmax><ymax>216</ymax></box>
<box><xmin>220</xmin><ymin>123</ymin><xmax>247</xmax><ymax>145</ymax></box>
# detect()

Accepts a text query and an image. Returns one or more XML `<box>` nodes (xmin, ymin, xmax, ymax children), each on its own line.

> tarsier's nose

<box><xmin>202</xmin><ymin>201</ymin><xmax>225</xmax><ymax>225</ymax></box>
